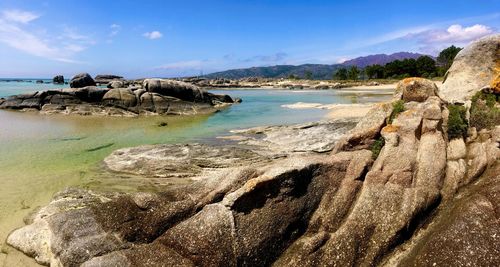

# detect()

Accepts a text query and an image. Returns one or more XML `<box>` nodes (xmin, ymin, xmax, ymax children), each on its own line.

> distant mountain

<box><xmin>203</xmin><ymin>52</ymin><xmax>431</xmax><ymax>79</ymax></box>
<box><xmin>341</xmin><ymin>52</ymin><xmax>429</xmax><ymax>68</ymax></box>
<box><xmin>204</xmin><ymin>64</ymin><xmax>341</xmax><ymax>80</ymax></box>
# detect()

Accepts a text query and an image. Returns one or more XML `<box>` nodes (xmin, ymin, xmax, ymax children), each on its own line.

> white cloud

<box><xmin>143</xmin><ymin>31</ymin><xmax>162</xmax><ymax>40</ymax></box>
<box><xmin>404</xmin><ymin>24</ymin><xmax>495</xmax><ymax>54</ymax></box>
<box><xmin>409</xmin><ymin>24</ymin><xmax>494</xmax><ymax>44</ymax></box>
<box><xmin>0</xmin><ymin>9</ymin><xmax>91</xmax><ymax>63</ymax></box>
<box><xmin>1</xmin><ymin>10</ymin><xmax>39</xmax><ymax>24</ymax></box>
<box><xmin>110</xmin><ymin>23</ymin><xmax>120</xmax><ymax>36</ymax></box>
<box><xmin>0</xmin><ymin>19</ymin><xmax>58</xmax><ymax>58</ymax></box>
<box><xmin>64</xmin><ymin>44</ymin><xmax>86</xmax><ymax>52</ymax></box>
<box><xmin>336</xmin><ymin>57</ymin><xmax>351</xmax><ymax>64</ymax></box>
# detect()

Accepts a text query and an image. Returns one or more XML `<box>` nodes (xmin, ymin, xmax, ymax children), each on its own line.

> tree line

<box><xmin>333</xmin><ymin>45</ymin><xmax>462</xmax><ymax>80</ymax></box>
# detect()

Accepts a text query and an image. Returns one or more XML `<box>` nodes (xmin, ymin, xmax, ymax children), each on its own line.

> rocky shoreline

<box><xmin>177</xmin><ymin>77</ymin><xmax>396</xmax><ymax>90</ymax></box>
<box><xmin>3</xmin><ymin>34</ymin><xmax>499</xmax><ymax>266</ymax></box>
<box><xmin>0</xmin><ymin>75</ymin><xmax>238</xmax><ymax>116</ymax></box>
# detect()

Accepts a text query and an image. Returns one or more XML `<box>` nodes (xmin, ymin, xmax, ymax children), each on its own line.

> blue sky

<box><xmin>0</xmin><ymin>0</ymin><xmax>498</xmax><ymax>78</ymax></box>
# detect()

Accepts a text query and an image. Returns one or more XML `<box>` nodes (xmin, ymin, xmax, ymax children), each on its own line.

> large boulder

<box><xmin>61</xmin><ymin>86</ymin><xmax>109</xmax><ymax>103</ymax></box>
<box><xmin>102</xmin><ymin>88</ymin><xmax>137</xmax><ymax>108</ymax></box>
<box><xmin>107</xmin><ymin>80</ymin><xmax>126</xmax><ymax>89</ymax></box>
<box><xmin>440</xmin><ymin>34</ymin><xmax>500</xmax><ymax>103</ymax></box>
<box><xmin>70</xmin><ymin>73</ymin><xmax>96</xmax><ymax>88</ymax></box>
<box><xmin>52</xmin><ymin>75</ymin><xmax>64</xmax><ymax>84</ymax></box>
<box><xmin>395</xmin><ymin>77</ymin><xmax>438</xmax><ymax>102</ymax></box>
<box><xmin>0</xmin><ymin>91</ymin><xmax>47</xmax><ymax>109</ymax></box>
<box><xmin>143</xmin><ymin>79</ymin><xmax>212</xmax><ymax>103</ymax></box>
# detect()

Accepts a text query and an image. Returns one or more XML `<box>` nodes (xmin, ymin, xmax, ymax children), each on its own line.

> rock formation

<box><xmin>52</xmin><ymin>75</ymin><xmax>64</xmax><ymax>84</ymax></box>
<box><xmin>69</xmin><ymin>73</ymin><xmax>96</xmax><ymax>88</ymax></box>
<box><xmin>440</xmin><ymin>34</ymin><xmax>500</xmax><ymax>103</ymax></box>
<box><xmin>0</xmin><ymin>79</ymin><xmax>236</xmax><ymax>116</ymax></box>
<box><xmin>94</xmin><ymin>74</ymin><xmax>124</xmax><ymax>84</ymax></box>
<box><xmin>4</xmin><ymin>34</ymin><xmax>500</xmax><ymax>266</ymax></box>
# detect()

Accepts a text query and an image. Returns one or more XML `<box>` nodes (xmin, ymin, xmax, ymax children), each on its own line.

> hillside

<box><xmin>204</xmin><ymin>64</ymin><xmax>341</xmax><ymax>80</ymax></box>
<box><xmin>341</xmin><ymin>52</ymin><xmax>429</xmax><ymax>67</ymax></box>
<box><xmin>204</xmin><ymin>52</ymin><xmax>431</xmax><ymax>79</ymax></box>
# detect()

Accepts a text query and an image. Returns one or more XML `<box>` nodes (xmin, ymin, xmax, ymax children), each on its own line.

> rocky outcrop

<box><xmin>0</xmin><ymin>79</ymin><xmax>236</xmax><ymax>116</ymax></box>
<box><xmin>94</xmin><ymin>74</ymin><xmax>124</xmax><ymax>84</ymax></box>
<box><xmin>440</xmin><ymin>34</ymin><xmax>500</xmax><ymax>103</ymax></box>
<box><xmin>395</xmin><ymin>77</ymin><xmax>438</xmax><ymax>102</ymax></box>
<box><xmin>69</xmin><ymin>73</ymin><xmax>96</xmax><ymax>88</ymax></box>
<box><xmin>52</xmin><ymin>75</ymin><xmax>64</xmax><ymax>84</ymax></box>
<box><xmin>143</xmin><ymin>79</ymin><xmax>217</xmax><ymax>103</ymax></box>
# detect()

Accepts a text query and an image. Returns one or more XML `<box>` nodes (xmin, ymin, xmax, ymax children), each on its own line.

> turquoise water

<box><xmin>0</xmin><ymin>81</ymin><xmax>393</xmax><ymax>265</ymax></box>
<box><xmin>0</xmin><ymin>79</ymin><xmax>68</xmax><ymax>97</ymax></box>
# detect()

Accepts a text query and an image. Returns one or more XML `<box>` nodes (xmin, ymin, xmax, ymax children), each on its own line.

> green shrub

<box><xmin>470</xmin><ymin>91</ymin><xmax>500</xmax><ymax>131</ymax></box>
<box><xmin>371</xmin><ymin>136</ymin><xmax>385</xmax><ymax>160</ymax></box>
<box><xmin>447</xmin><ymin>104</ymin><xmax>468</xmax><ymax>139</ymax></box>
<box><xmin>387</xmin><ymin>100</ymin><xmax>405</xmax><ymax>124</ymax></box>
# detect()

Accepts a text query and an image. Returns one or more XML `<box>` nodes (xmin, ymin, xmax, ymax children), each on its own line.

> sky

<box><xmin>0</xmin><ymin>0</ymin><xmax>498</xmax><ymax>78</ymax></box>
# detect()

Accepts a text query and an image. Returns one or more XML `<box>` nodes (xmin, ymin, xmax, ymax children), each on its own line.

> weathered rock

<box><xmin>104</xmin><ymin>143</ymin><xmax>268</xmax><ymax>179</ymax></box>
<box><xmin>61</xmin><ymin>86</ymin><xmax>109</xmax><ymax>103</ymax></box>
<box><xmin>0</xmin><ymin>91</ymin><xmax>47</xmax><ymax>109</ymax></box>
<box><xmin>441</xmin><ymin>159</ymin><xmax>467</xmax><ymax>198</ymax></box>
<box><xmin>143</xmin><ymin>79</ymin><xmax>233</xmax><ymax>104</ymax></box>
<box><xmin>466</xmin><ymin>141</ymin><xmax>488</xmax><ymax>182</ymax></box>
<box><xmin>102</xmin><ymin>88</ymin><xmax>137</xmax><ymax>108</ymax></box>
<box><xmin>447</xmin><ymin>138</ymin><xmax>467</xmax><ymax>160</ymax></box>
<box><xmin>493</xmin><ymin>125</ymin><xmax>500</xmax><ymax>142</ymax></box>
<box><xmin>70</xmin><ymin>73</ymin><xmax>96</xmax><ymax>88</ymax></box>
<box><xmin>52</xmin><ymin>75</ymin><xmax>64</xmax><ymax>84</ymax></box>
<box><xmin>107</xmin><ymin>80</ymin><xmax>125</xmax><ymax>89</ymax></box>
<box><xmin>231</xmin><ymin>120</ymin><xmax>358</xmax><ymax>154</ymax></box>
<box><xmin>395</xmin><ymin>77</ymin><xmax>438</xmax><ymax>102</ymax></box>
<box><xmin>393</xmin><ymin>164</ymin><xmax>500</xmax><ymax>267</ymax></box>
<box><xmin>440</xmin><ymin>34</ymin><xmax>500</xmax><ymax>103</ymax></box>
<box><xmin>333</xmin><ymin>102</ymin><xmax>393</xmax><ymax>151</ymax></box>
<box><xmin>94</xmin><ymin>74</ymin><xmax>124</xmax><ymax>84</ymax></box>
<box><xmin>138</xmin><ymin>92</ymin><xmax>176</xmax><ymax>114</ymax></box>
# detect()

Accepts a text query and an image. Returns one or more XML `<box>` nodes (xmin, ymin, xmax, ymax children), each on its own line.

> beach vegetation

<box><xmin>447</xmin><ymin>104</ymin><xmax>468</xmax><ymax>139</ymax></box>
<box><xmin>470</xmin><ymin>91</ymin><xmax>500</xmax><ymax>131</ymax></box>
<box><xmin>370</xmin><ymin>136</ymin><xmax>385</xmax><ymax>159</ymax></box>
<box><xmin>387</xmin><ymin>100</ymin><xmax>405</xmax><ymax>124</ymax></box>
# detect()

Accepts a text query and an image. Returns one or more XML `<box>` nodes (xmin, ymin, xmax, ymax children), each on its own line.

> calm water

<box><xmin>0</xmin><ymin>80</ymin><xmax>393</xmax><ymax>265</ymax></box>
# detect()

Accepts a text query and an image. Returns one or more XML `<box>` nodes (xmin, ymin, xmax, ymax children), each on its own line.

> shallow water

<box><xmin>0</xmin><ymin>81</ymin><xmax>393</xmax><ymax>265</ymax></box>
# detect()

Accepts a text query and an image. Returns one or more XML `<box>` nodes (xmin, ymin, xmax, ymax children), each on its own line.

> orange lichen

<box><xmin>382</xmin><ymin>124</ymin><xmax>399</xmax><ymax>133</ymax></box>
<box><xmin>402</xmin><ymin>77</ymin><xmax>423</xmax><ymax>85</ymax></box>
<box><xmin>490</xmin><ymin>75</ymin><xmax>500</xmax><ymax>94</ymax></box>
<box><xmin>491</xmin><ymin>59</ymin><xmax>500</xmax><ymax>93</ymax></box>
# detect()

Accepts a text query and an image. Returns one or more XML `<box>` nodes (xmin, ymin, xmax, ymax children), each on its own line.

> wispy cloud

<box><xmin>1</xmin><ymin>9</ymin><xmax>39</xmax><ymax>24</ymax></box>
<box><xmin>143</xmin><ymin>31</ymin><xmax>162</xmax><ymax>40</ymax></box>
<box><xmin>109</xmin><ymin>23</ymin><xmax>120</xmax><ymax>37</ymax></box>
<box><xmin>405</xmin><ymin>24</ymin><xmax>495</xmax><ymax>54</ymax></box>
<box><xmin>346</xmin><ymin>12</ymin><xmax>499</xmax><ymax>50</ymax></box>
<box><xmin>0</xmin><ymin>9</ymin><xmax>90</xmax><ymax>63</ymax></box>
<box><xmin>406</xmin><ymin>24</ymin><xmax>494</xmax><ymax>43</ymax></box>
